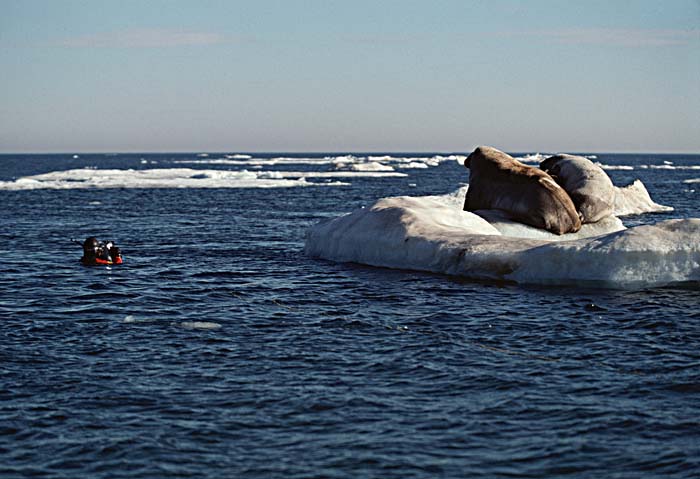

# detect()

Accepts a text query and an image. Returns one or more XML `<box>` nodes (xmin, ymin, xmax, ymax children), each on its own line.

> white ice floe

<box><xmin>0</xmin><ymin>168</ymin><xmax>295</xmax><ymax>189</ymax></box>
<box><xmin>395</xmin><ymin>162</ymin><xmax>430</xmax><ymax>169</ymax></box>
<box><xmin>257</xmin><ymin>171</ymin><xmax>406</xmax><ymax>178</ymax></box>
<box><xmin>596</xmin><ymin>163</ymin><xmax>700</xmax><ymax>171</ymax></box>
<box><xmin>513</xmin><ymin>153</ymin><xmax>548</xmax><ymax>163</ymax></box>
<box><xmin>515</xmin><ymin>153</ymin><xmax>599</xmax><ymax>163</ymax></box>
<box><xmin>0</xmin><ymin>167</ymin><xmax>412</xmax><ymax>190</ymax></box>
<box><xmin>182</xmin><ymin>152</ymin><xmax>694</xmax><ymax>174</ymax></box>
<box><xmin>174</xmin><ymin>157</ymin><xmax>337</xmax><ymax>166</ymax></box>
<box><xmin>613</xmin><ymin>180</ymin><xmax>674</xmax><ymax>216</ymax></box>
<box><xmin>174</xmin><ymin>154</ymin><xmax>465</xmax><ymax>171</ymax></box>
<box><xmin>596</xmin><ymin>163</ymin><xmax>635</xmax><ymax>171</ymax></box>
<box><xmin>347</xmin><ymin>162</ymin><xmax>396</xmax><ymax>172</ymax></box>
<box><xmin>305</xmin><ymin>183</ymin><xmax>696</xmax><ymax>288</ymax></box>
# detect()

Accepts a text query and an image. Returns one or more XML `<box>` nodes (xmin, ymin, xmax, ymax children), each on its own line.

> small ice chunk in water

<box><xmin>180</xmin><ymin>321</ymin><xmax>222</xmax><ymax>330</ymax></box>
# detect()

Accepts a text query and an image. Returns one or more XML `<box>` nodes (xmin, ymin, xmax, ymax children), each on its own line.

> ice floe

<box><xmin>305</xmin><ymin>183</ymin><xmax>697</xmax><ymax>288</ymax></box>
<box><xmin>0</xmin><ymin>167</ymin><xmax>414</xmax><ymax>190</ymax></box>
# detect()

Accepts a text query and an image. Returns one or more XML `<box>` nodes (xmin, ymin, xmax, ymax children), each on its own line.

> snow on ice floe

<box><xmin>305</xmin><ymin>183</ymin><xmax>698</xmax><ymax>288</ymax></box>
<box><xmin>0</xmin><ymin>167</ymin><xmax>412</xmax><ymax>190</ymax></box>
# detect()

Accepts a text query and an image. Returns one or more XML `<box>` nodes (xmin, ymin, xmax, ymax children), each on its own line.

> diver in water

<box><xmin>81</xmin><ymin>237</ymin><xmax>100</xmax><ymax>264</ymax></box>
<box><xmin>79</xmin><ymin>237</ymin><xmax>123</xmax><ymax>265</ymax></box>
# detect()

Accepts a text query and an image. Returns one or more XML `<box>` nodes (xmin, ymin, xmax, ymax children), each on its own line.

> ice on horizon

<box><xmin>0</xmin><ymin>167</ymin><xmax>411</xmax><ymax>190</ymax></box>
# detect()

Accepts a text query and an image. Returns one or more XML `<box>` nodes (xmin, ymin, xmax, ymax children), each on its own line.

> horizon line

<box><xmin>1</xmin><ymin>149</ymin><xmax>699</xmax><ymax>156</ymax></box>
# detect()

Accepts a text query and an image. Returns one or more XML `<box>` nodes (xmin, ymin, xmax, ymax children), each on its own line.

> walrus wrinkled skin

<box><xmin>463</xmin><ymin>146</ymin><xmax>582</xmax><ymax>235</ymax></box>
<box><xmin>540</xmin><ymin>154</ymin><xmax>615</xmax><ymax>224</ymax></box>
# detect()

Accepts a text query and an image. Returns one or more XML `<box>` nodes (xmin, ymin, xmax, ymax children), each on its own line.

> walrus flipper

<box><xmin>537</xmin><ymin>177</ymin><xmax>582</xmax><ymax>234</ymax></box>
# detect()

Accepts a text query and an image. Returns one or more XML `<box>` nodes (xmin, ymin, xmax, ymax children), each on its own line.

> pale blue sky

<box><xmin>1</xmin><ymin>0</ymin><xmax>698</xmax><ymax>153</ymax></box>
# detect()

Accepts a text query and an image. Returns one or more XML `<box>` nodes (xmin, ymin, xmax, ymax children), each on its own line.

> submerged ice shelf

<box><xmin>305</xmin><ymin>184</ymin><xmax>699</xmax><ymax>288</ymax></box>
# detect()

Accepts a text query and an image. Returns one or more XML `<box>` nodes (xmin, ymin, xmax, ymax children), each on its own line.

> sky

<box><xmin>1</xmin><ymin>0</ymin><xmax>699</xmax><ymax>153</ymax></box>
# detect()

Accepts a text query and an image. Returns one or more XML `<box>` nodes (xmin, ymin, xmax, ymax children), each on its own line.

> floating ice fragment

<box><xmin>613</xmin><ymin>180</ymin><xmax>673</xmax><ymax>216</ymax></box>
<box><xmin>596</xmin><ymin>163</ymin><xmax>634</xmax><ymax>171</ymax></box>
<box><xmin>348</xmin><ymin>162</ymin><xmax>395</xmax><ymax>172</ymax></box>
<box><xmin>513</xmin><ymin>153</ymin><xmax>548</xmax><ymax>163</ymax></box>
<box><xmin>180</xmin><ymin>321</ymin><xmax>222</xmax><ymax>330</ymax></box>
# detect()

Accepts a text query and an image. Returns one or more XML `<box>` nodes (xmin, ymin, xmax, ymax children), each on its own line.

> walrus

<box><xmin>540</xmin><ymin>154</ymin><xmax>615</xmax><ymax>224</ymax></box>
<box><xmin>463</xmin><ymin>146</ymin><xmax>582</xmax><ymax>235</ymax></box>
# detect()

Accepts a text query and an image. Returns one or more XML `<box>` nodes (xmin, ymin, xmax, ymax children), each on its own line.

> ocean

<box><xmin>1</xmin><ymin>152</ymin><xmax>699</xmax><ymax>478</ymax></box>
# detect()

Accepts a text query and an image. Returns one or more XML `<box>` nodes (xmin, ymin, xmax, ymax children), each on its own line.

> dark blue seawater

<box><xmin>1</xmin><ymin>152</ymin><xmax>699</xmax><ymax>478</ymax></box>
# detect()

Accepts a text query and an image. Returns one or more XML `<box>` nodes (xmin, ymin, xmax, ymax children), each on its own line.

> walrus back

<box><xmin>540</xmin><ymin>154</ymin><xmax>615</xmax><ymax>223</ymax></box>
<box><xmin>464</xmin><ymin>146</ymin><xmax>581</xmax><ymax>235</ymax></box>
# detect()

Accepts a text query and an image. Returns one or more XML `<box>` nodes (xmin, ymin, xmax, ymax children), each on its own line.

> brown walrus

<box><xmin>463</xmin><ymin>146</ymin><xmax>582</xmax><ymax>235</ymax></box>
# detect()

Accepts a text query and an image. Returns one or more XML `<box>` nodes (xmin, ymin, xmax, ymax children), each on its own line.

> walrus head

<box><xmin>463</xmin><ymin>154</ymin><xmax>472</xmax><ymax>169</ymax></box>
<box><xmin>464</xmin><ymin>146</ymin><xmax>488</xmax><ymax>169</ymax></box>
<box><xmin>464</xmin><ymin>146</ymin><xmax>497</xmax><ymax>169</ymax></box>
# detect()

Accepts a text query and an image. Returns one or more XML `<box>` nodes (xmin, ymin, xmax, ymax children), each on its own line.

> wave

<box><xmin>0</xmin><ymin>168</ymin><xmax>404</xmax><ymax>190</ymax></box>
<box><xmin>305</xmin><ymin>183</ymin><xmax>693</xmax><ymax>288</ymax></box>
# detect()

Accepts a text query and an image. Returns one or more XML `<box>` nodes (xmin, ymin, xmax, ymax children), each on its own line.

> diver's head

<box><xmin>83</xmin><ymin>237</ymin><xmax>99</xmax><ymax>250</ymax></box>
